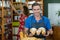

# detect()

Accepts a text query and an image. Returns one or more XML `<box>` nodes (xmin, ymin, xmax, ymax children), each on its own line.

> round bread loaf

<box><xmin>36</xmin><ymin>28</ymin><xmax>41</xmax><ymax>35</ymax></box>
<box><xmin>40</xmin><ymin>27</ymin><xmax>46</xmax><ymax>35</ymax></box>
<box><xmin>30</xmin><ymin>28</ymin><xmax>37</xmax><ymax>35</ymax></box>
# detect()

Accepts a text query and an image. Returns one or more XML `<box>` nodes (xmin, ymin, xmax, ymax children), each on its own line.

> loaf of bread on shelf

<box><xmin>30</xmin><ymin>28</ymin><xmax>37</xmax><ymax>35</ymax></box>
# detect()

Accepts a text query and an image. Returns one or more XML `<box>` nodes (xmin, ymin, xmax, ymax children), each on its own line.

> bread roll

<box><xmin>37</xmin><ymin>38</ymin><xmax>43</xmax><ymax>40</ymax></box>
<box><xmin>40</xmin><ymin>27</ymin><xmax>46</xmax><ymax>35</ymax></box>
<box><xmin>30</xmin><ymin>28</ymin><xmax>37</xmax><ymax>35</ymax></box>
<box><xmin>21</xmin><ymin>38</ymin><xmax>28</xmax><ymax>40</ymax></box>
<box><xmin>28</xmin><ymin>37</ymin><xmax>37</xmax><ymax>40</ymax></box>
<box><xmin>36</xmin><ymin>28</ymin><xmax>41</xmax><ymax>35</ymax></box>
<box><xmin>19</xmin><ymin>31</ymin><xmax>24</xmax><ymax>39</ymax></box>
<box><xmin>21</xmin><ymin>37</ymin><xmax>37</xmax><ymax>40</ymax></box>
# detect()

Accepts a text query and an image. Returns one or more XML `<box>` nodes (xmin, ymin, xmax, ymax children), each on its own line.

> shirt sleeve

<box><xmin>24</xmin><ymin>18</ymin><xmax>31</xmax><ymax>29</ymax></box>
<box><xmin>45</xmin><ymin>17</ymin><xmax>52</xmax><ymax>30</ymax></box>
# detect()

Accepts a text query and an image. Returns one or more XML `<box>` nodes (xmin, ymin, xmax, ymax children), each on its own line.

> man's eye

<box><xmin>34</xmin><ymin>9</ymin><xmax>36</xmax><ymax>10</ymax></box>
<box><xmin>37</xmin><ymin>9</ymin><xmax>40</xmax><ymax>10</ymax></box>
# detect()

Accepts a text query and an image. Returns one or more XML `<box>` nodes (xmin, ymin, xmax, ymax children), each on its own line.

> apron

<box><xmin>28</xmin><ymin>16</ymin><xmax>46</xmax><ymax>39</ymax></box>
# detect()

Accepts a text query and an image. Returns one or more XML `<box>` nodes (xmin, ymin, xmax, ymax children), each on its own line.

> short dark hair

<box><xmin>32</xmin><ymin>3</ymin><xmax>41</xmax><ymax>9</ymax></box>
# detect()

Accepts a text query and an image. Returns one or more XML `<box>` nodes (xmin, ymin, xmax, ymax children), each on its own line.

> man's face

<box><xmin>32</xmin><ymin>6</ymin><xmax>40</xmax><ymax>16</ymax></box>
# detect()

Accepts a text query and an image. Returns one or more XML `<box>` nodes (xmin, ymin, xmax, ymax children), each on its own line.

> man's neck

<box><xmin>34</xmin><ymin>15</ymin><xmax>40</xmax><ymax>18</ymax></box>
<box><xmin>34</xmin><ymin>15</ymin><xmax>41</xmax><ymax>21</ymax></box>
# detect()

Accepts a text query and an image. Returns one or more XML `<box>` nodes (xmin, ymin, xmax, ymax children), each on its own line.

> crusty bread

<box><xmin>30</xmin><ymin>28</ymin><xmax>37</xmax><ymax>35</ymax></box>
<box><xmin>19</xmin><ymin>31</ymin><xmax>24</xmax><ymax>39</ymax></box>
<box><xmin>40</xmin><ymin>27</ymin><xmax>46</xmax><ymax>35</ymax></box>
<box><xmin>21</xmin><ymin>37</ymin><xmax>37</xmax><ymax>40</ymax></box>
<box><xmin>36</xmin><ymin>27</ymin><xmax>46</xmax><ymax>35</ymax></box>
<box><xmin>21</xmin><ymin>37</ymin><xmax>43</xmax><ymax>40</ymax></box>
<box><xmin>36</xmin><ymin>28</ymin><xmax>41</xmax><ymax>35</ymax></box>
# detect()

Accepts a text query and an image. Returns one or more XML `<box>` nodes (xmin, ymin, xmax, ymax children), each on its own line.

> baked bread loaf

<box><xmin>36</xmin><ymin>28</ymin><xmax>41</xmax><ymax>35</ymax></box>
<box><xmin>19</xmin><ymin>31</ymin><xmax>24</xmax><ymax>39</ymax></box>
<box><xmin>30</xmin><ymin>28</ymin><xmax>37</xmax><ymax>35</ymax></box>
<box><xmin>40</xmin><ymin>27</ymin><xmax>46</xmax><ymax>35</ymax></box>
<box><xmin>36</xmin><ymin>27</ymin><xmax>46</xmax><ymax>35</ymax></box>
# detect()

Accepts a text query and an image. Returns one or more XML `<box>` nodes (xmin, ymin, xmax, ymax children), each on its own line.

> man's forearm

<box><xmin>24</xmin><ymin>28</ymin><xmax>29</xmax><ymax>36</ymax></box>
<box><xmin>49</xmin><ymin>29</ymin><xmax>53</xmax><ymax>34</ymax></box>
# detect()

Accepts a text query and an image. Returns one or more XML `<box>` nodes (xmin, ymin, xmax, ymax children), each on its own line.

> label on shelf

<box><xmin>13</xmin><ymin>27</ymin><xmax>18</xmax><ymax>34</ymax></box>
<box><xmin>14</xmin><ymin>16</ymin><xmax>18</xmax><ymax>20</ymax></box>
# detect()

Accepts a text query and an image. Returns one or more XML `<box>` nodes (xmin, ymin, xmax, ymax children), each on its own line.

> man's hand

<box><xmin>43</xmin><ymin>31</ymin><xmax>50</xmax><ymax>37</ymax></box>
<box><xmin>24</xmin><ymin>28</ymin><xmax>29</xmax><ymax>36</ymax></box>
<box><xmin>43</xmin><ymin>29</ymin><xmax>53</xmax><ymax>37</ymax></box>
<box><xmin>49</xmin><ymin>29</ymin><xmax>53</xmax><ymax>35</ymax></box>
<box><xmin>28</xmin><ymin>33</ymin><xmax>34</xmax><ymax>37</ymax></box>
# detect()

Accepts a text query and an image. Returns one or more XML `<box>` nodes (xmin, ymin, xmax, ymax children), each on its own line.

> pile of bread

<box><xmin>21</xmin><ymin>37</ymin><xmax>43</xmax><ymax>40</ymax></box>
<box><xmin>19</xmin><ymin>27</ymin><xmax>46</xmax><ymax>40</ymax></box>
<box><xmin>20</xmin><ymin>31</ymin><xmax>43</xmax><ymax>40</ymax></box>
<box><xmin>30</xmin><ymin>27</ymin><xmax>46</xmax><ymax>35</ymax></box>
<box><xmin>20</xmin><ymin>32</ymin><xmax>43</xmax><ymax>40</ymax></box>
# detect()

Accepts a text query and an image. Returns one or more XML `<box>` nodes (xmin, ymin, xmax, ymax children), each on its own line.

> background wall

<box><xmin>44</xmin><ymin>0</ymin><xmax>60</xmax><ymax>17</ymax></box>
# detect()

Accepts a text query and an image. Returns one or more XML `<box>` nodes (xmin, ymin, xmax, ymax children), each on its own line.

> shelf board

<box><xmin>0</xmin><ymin>7</ymin><xmax>10</xmax><ymax>9</ymax></box>
<box><xmin>4</xmin><ymin>22</ymin><xmax>12</xmax><ymax>25</ymax></box>
<box><xmin>13</xmin><ymin>13</ymin><xmax>19</xmax><ymax>15</ymax></box>
<box><xmin>0</xmin><ymin>32</ymin><xmax>2</xmax><ymax>34</ymax></box>
<box><xmin>3</xmin><ymin>7</ymin><xmax>11</xmax><ymax>9</ymax></box>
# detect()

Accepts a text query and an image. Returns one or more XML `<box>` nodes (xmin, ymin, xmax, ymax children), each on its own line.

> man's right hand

<box><xmin>28</xmin><ymin>33</ymin><xmax>34</xmax><ymax>37</ymax></box>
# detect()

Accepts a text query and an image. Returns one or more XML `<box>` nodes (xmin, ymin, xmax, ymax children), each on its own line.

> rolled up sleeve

<box><xmin>24</xmin><ymin>18</ymin><xmax>30</xmax><ymax>29</ymax></box>
<box><xmin>45</xmin><ymin>18</ymin><xmax>51</xmax><ymax>30</ymax></box>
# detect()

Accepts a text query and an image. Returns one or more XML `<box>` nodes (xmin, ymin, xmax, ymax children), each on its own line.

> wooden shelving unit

<box><xmin>0</xmin><ymin>0</ymin><xmax>13</xmax><ymax>40</ymax></box>
<box><xmin>12</xmin><ymin>0</ymin><xmax>24</xmax><ymax>27</ymax></box>
<box><xmin>1</xmin><ymin>0</ymin><xmax>44</xmax><ymax>40</ymax></box>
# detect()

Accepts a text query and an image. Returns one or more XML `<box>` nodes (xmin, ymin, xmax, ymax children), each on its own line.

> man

<box><xmin>24</xmin><ymin>3</ymin><xmax>53</xmax><ymax>40</ymax></box>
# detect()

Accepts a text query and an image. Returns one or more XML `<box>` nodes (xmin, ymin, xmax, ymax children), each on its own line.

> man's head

<box><xmin>32</xmin><ymin>3</ymin><xmax>41</xmax><ymax>16</ymax></box>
